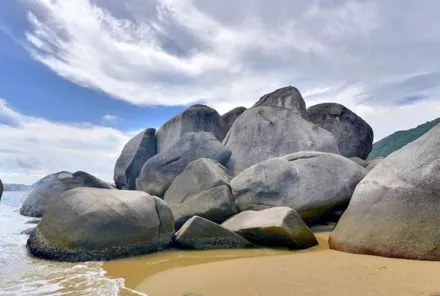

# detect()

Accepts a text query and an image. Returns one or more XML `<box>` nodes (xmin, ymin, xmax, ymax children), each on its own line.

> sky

<box><xmin>0</xmin><ymin>0</ymin><xmax>439</xmax><ymax>184</ymax></box>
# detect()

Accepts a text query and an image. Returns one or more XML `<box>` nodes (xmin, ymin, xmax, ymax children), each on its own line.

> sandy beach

<box><xmin>104</xmin><ymin>230</ymin><xmax>440</xmax><ymax>296</ymax></box>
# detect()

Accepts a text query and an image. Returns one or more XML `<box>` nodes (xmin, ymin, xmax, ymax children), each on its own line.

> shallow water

<box><xmin>0</xmin><ymin>192</ymin><xmax>144</xmax><ymax>296</ymax></box>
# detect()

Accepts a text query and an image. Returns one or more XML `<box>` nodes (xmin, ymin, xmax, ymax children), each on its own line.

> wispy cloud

<box><xmin>0</xmin><ymin>99</ymin><xmax>129</xmax><ymax>184</ymax></box>
<box><xmin>102</xmin><ymin>114</ymin><xmax>120</xmax><ymax>122</ymax></box>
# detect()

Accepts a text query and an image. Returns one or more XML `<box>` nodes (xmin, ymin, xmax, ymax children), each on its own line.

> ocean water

<box><xmin>0</xmin><ymin>191</ymin><xmax>145</xmax><ymax>296</ymax></box>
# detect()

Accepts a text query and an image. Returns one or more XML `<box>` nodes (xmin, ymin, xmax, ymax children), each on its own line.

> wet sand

<box><xmin>105</xmin><ymin>229</ymin><xmax>440</xmax><ymax>296</ymax></box>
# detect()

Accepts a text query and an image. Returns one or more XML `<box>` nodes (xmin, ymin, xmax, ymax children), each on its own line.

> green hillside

<box><xmin>368</xmin><ymin>117</ymin><xmax>440</xmax><ymax>159</ymax></box>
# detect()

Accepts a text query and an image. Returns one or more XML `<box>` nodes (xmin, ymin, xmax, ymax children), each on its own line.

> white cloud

<box><xmin>102</xmin><ymin>114</ymin><xmax>119</xmax><ymax>122</ymax></box>
<box><xmin>0</xmin><ymin>99</ymin><xmax>130</xmax><ymax>184</ymax></box>
<box><xmin>17</xmin><ymin>0</ymin><xmax>440</xmax><ymax>136</ymax></box>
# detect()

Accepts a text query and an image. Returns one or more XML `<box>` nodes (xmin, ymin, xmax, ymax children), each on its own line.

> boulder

<box><xmin>20</xmin><ymin>171</ymin><xmax>113</xmax><ymax>217</ymax></box>
<box><xmin>231</xmin><ymin>151</ymin><xmax>368</xmax><ymax>223</ymax></box>
<box><xmin>27</xmin><ymin>188</ymin><xmax>174</xmax><ymax>262</ymax></box>
<box><xmin>136</xmin><ymin>132</ymin><xmax>232</xmax><ymax>197</ymax></box>
<box><xmin>156</xmin><ymin>105</ymin><xmax>227</xmax><ymax>153</ymax></box>
<box><xmin>252</xmin><ymin>86</ymin><xmax>308</xmax><ymax>117</ymax></box>
<box><xmin>222</xmin><ymin>207</ymin><xmax>318</xmax><ymax>249</ymax></box>
<box><xmin>0</xmin><ymin>178</ymin><xmax>3</xmax><ymax>200</ymax></box>
<box><xmin>114</xmin><ymin>128</ymin><xmax>156</xmax><ymax>190</ymax></box>
<box><xmin>307</xmin><ymin>103</ymin><xmax>374</xmax><ymax>160</ymax></box>
<box><xmin>329</xmin><ymin>123</ymin><xmax>440</xmax><ymax>260</ymax></box>
<box><xmin>223</xmin><ymin>106</ymin><xmax>340</xmax><ymax>174</ymax></box>
<box><xmin>175</xmin><ymin>216</ymin><xmax>251</xmax><ymax>250</ymax></box>
<box><xmin>221</xmin><ymin>107</ymin><xmax>246</xmax><ymax>131</ymax></box>
<box><xmin>171</xmin><ymin>185</ymin><xmax>237</xmax><ymax>230</ymax></box>
<box><xmin>164</xmin><ymin>158</ymin><xmax>232</xmax><ymax>206</ymax></box>
<box><xmin>365</xmin><ymin>157</ymin><xmax>384</xmax><ymax>170</ymax></box>
<box><xmin>350</xmin><ymin>157</ymin><xmax>368</xmax><ymax>167</ymax></box>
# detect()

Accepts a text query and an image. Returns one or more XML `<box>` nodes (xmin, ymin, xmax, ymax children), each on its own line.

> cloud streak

<box><xmin>0</xmin><ymin>99</ymin><xmax>130</xmax><ymax>184</ymax></box>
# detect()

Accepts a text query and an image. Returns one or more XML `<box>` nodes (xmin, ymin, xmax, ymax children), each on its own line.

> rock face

<box><xmin>222</xmin><ymin>107</ymin><xmax>246</xmax><ymax>131</ymax></box>
<box><xmin>329</xmin><ymin>123</ymin><xmax>440</xmax><ymax>260</ymax></box>
<box><xmin>222</xmin><ymin>207</ymin><xmax>318</xmax><ymax>249</ymax></box>
<box><xmin>156</xmin><ymin>105</ymin><xmax>227</xmax><ymax>153</ymax></box>
<box><xmin>27</xmin><ymin>188</ymin><xmax>174</xmax><ymax>262</ymax></box>
<box><xmin>350</xmin><ymin>157</ymin><xmax>368</xmax><ymax>168</ymax></box>
<box><xmin>136</xmin><ymin>132</ymin><xmax>232</xmax><ymax>197</ymax></box>
<box><xmin>114</xmin><ymin>128</ymin><xmax>156</xmax><ymax>190</ymax></box>
<box><xmin>231</xmin><ymin>151</ymin><xmax>367</xmax><ymax>223</ymax></box>
<box><xmin>20</xmin><ymin>171</ymin><xmax>113</xmax><ymax>217</ymax></box>
<box><xmin>171</xmin><ymin>185</ymin><xmax>237</xmax><ymax>230</ymax></box>
<box><xmin>175</xmin><ymin>216</ymin><xmax>251</xmax><ymax>250</ymax></box>
<box><xmin>223</xmin><ymin>105</ymin><xmax>340</xmax><ymax>174</ymax></box>
<box><xmin>164</xmin><ymin>158</ymin><xmax>232</xmax><ymax>205</ymax></box>
<box><xmin>365</xmin><ymin>157</ymin><xmax>384</xmax><ymax>170</ymax></box>
<box><xmin>253</xmin><ymin>86</ymin><xmax>308</xmax><ymax>117</ymax></box>
<box><xmin>307</xmin><ymin>103</ymin><xmax>374</xmax><ymax>160</ymax></box>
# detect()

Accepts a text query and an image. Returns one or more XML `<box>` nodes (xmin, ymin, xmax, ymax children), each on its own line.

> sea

<box><xmin>0</xmin><ymin>191</ymin><xmax>146</xmax><ymax>296</ymax></box>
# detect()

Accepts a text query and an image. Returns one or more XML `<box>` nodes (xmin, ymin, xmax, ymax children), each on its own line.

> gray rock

<box><xmin>171</xmin><ymin>185</ymin><xmax>238</xmax><ymax>230</ymax></box>
<box><xmin>114</xmin><ymin>128</ymin><xmax>156</xmax><ymax>190</ymax></box>
<box><xmin>156</xmin><ymin>105</ymin><xmax>227</xmax><ymax>153</ymax></box>
<box><xmin>175</xmin><ymin>216</ymin><xmax>251</xmax><ymax>250</ymax></box>
<box><xmin>252</xmin><ymin>86</ymin><xmax>308</xmax><ymax>117</ymax></box>
<box><xmin>231</xmin><ymin>151</ymin><xmax>368</xmax><ymax>223</ymax></box>
<box><xmin>136</xmin><ymin>132</ymin><xmax>232</xmax><ymax>197</ymax></box>
<box><xmin>222</xmin><ymin>207</ymin><xmax>318</xmax><ymax>249</ymax></box>
<box><xmin>222</xmin><ymin>107</ymin><xmax>246</xmax><ymax>131</ymax></box>
<box><xmin>350</xmin><ymin>157</ymin><xmax>368</xmax><ymax>167</ymax></box>
<box><xmin>164</xmin><ymin>158</ymin><xmax>232</xmax><ymax>206</ymax></box>
<box><xmin>307</xmin><ymin>103</ymin><xmax>374</xmax><ymax>160</ymax></box>
<box><xmin>27</xmin><ymin>188</ymin><xmax>174</xmax><ymax>262</ymax></box>
<box><xmin>223</xmin><ymin>106</ymin><xmax>340</xmax><ymax>174</ymax></box>
<box><xmin>0</xmin><ymin>178</ymin><xmax>3</xmax><ymax>201</ymax></box>
<box><xmin>329</xmin><ymin>123</ymin><xmax>440</xmax><ymax>260</ymax></box>
<box><xmin>20</xmin><ymin>171</ymin><xmax>113</xmax><ymax>217</ymax></box>
<box><xmin>365</xmin><ymin>157</ymin><xmax>384</xmax><ymax>170</ymax></box>
<box><xmin>26</xmin><ymin>219</ymin><xmax>41</xmax><ymax>224</ymax></box>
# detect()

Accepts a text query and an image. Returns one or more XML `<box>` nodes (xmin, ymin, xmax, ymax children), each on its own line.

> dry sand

<box><xmin>105</xmin><ymin>230</ymin><xmax>440</xmax><ymax>296</ymax></box>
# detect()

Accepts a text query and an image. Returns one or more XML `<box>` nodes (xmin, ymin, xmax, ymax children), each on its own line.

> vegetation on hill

<box><xmin>368</xmin><ymin>117</ymin><xmax>440</xmax><ymax>159</ymax></box>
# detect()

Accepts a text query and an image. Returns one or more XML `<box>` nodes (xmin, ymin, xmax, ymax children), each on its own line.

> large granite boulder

<box><xmin>20</xmin><ymin>171</ymin><xmax>113</xmax><ymax>217</ymax></box>
<box><xmin>136</xmin><ymin>132</ymin><xmax>232</xmax><ymax>197</ymax></box>
<box><xmin>221</xmin><ymin>107</ymin><xmax>246</xmax><ymax>131</ymax></box>
<box><xmin>222</xmin><ymin>207</ymin><xmax>318</xmax><ymax>249</ymax></box>
<box><xmin>27</xmin><ymin>188</ymin><xmax>174</xmax><ymax>262</ymax></box>
<box><xmin>164</xmin><ymin>158</ymin><xmax>232</xmax><ymax>205</ymax></box>
<box><xmin>175</xmin><ymin>216</ymin><xmax>251</xmax><ymax>250</ymax></box>
<box><xmin>307</xmin><ymin>103</ymin><xmax>374</xmax><ymax>160</ymax></box>
<box><xmin>329</xmin><ymin>123</ymin><xmax>440</xmax><ymax>260</ymax></box>
<box><xmin>156</xmin><ymin>105</ymin><xmax>227</xmax><ymax>153</ymax></box>
<box><xmin>252</xmin><ymin>86</ymin><xmax>308</xmax><ymax>117</ymax></box>
<box><xmin>171</xmin><ymin>185</ymin><xmax>237</xmax><ymax>230</ymax></box>
<box><xmin>223</xmin><ymin>87</ymin><xmax>339</xmax><ymax>174</ymax></box>
<box><xmin>231</xmin><ymin>151</ymin><xmax>368</xmax><ymax>223</ymax></box>
<box><xmin>114</xmin><ymin>128</ymin><xmax>156</xmax><ymax>190</ymax></box>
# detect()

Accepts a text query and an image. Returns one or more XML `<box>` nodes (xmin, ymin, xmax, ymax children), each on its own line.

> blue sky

<box><xmin>1</xmin><ymin>0</ymin><xmax>440</xmax><ymax>184</ymax></box>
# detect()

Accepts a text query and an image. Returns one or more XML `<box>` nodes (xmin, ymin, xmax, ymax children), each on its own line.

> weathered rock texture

<box><xmin>329</xmin><ymin>123</ymin><xmax>440</xmax><ymax>260</ymax></box>
<box><xmin>222</xmin><ymin>207</ymin><xmax>318</xmax><ymax>249</ymax></box>
<box><xmin>156</xmin><ymin>105</ymin><xmax>227</xmax><ymax>153</ymax></box>
<box><xmin>221</xmin><ymin>107</ymin><xmax>246</xmax><ymax>131</ymax></box>
<box><xmin>27</xmin><ymin>188</ymin><xmax>174</xmax><ymax>262</ymax></box>
<box><xmin>307</xmin><ymin>103</ymin><xmax>374</xmax><ymax>160</ymax></box>
<box><xmin>223</xmin><ymin>91</ymin><xmax>340</xmax><ymax>174</ymax></box>
<box><xmin>231</xmin><ymin>151</ymin><xmax>368</xmax><ymax>223</ymax></box>
<box><xmin>175</xmin><ymin>216</ymin><xmax>251</xmax><ymax>250</ymax></box>
<box><xmin>20</xmin><ymin>171</ymin><xmax>113</xmax><ymax>217</ymax></box>
<box><xmin>136</xmin><ymin>132</ymin><xmax>232</xmax><ymax>197</ymax></box>
<box><xmin>114</xmin><ymin>128</ymin><xmax>156</xmax><ymax>190</ymax></box>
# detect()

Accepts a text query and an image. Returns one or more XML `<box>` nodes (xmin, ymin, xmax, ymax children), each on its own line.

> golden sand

<box><xmin>104</xmin><ymin>230</ymin><xmax>440</xmax><ymax>296</ymax></box>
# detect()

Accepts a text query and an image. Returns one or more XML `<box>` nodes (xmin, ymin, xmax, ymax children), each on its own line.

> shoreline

<box><xmin>104</xmin><ymin>231</ymin><xmax>440</xmax><ymax>296</ymax></box>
